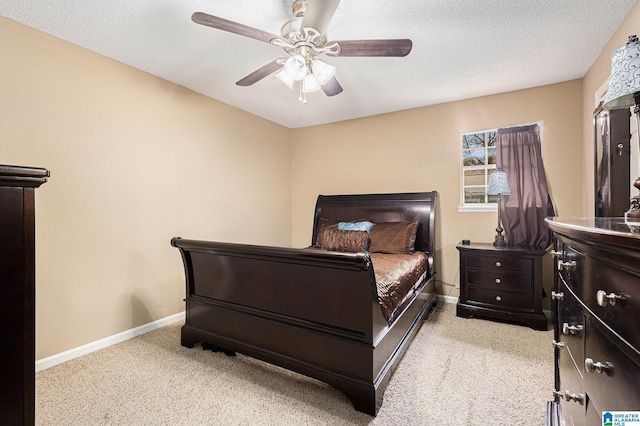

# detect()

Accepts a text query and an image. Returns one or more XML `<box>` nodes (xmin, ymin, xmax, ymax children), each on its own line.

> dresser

<box><xmin>546</xmin><ymin>217</ymin><xmax>640</xmax><ymax>426</ymax></box>
<box><xmin>0</xmin><ymin>165</ymin><xmax>49</xmax><ymax>425</ymax></box>
<box><xmin>456</xmin><ymin>242</ymin><xmax>547</xmax><ymax>330</ymax></box>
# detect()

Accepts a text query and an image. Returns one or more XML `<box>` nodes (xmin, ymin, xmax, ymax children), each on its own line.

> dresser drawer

<box><xmin>467</xmin><ymin>253</ymin><xmax>533</xmax><ymax>273</ymax></box>
<box><xmin>467</xmin><ymin>269</ymin><xmax>532</xmax><ymax>292</ymax></box>
<box><xmin>557</xmin><ymin>244</ymin><xmax>585</xmax><ymax>300</ymax></box>
<box><xmin>582</xmin><ymin>258</ymin><xmax>640</xmax><ymax>352</ymax></box>
<box><xmin>584</xmin><ymin>315</ymin><xmax>640</xmax><ymax>412</ymax></box>
<box><xmin>466</xmin><ymin>286</ymin><xmax>533</xmax><ymax>310</ymax></box>
<box><xmin>557</xmin><ymin>344</ymin><xmax>586</xmax><ymax>424</ymax></box>
<box><xmin>557</xmin><ymin>276</ymin><xmax>585</xmax><ymax>371</ymax></box>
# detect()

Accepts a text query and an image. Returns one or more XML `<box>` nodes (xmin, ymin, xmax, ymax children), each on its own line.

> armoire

<box><xmin>0</xmin><ymin>164</ymin><xmax>49</xmax><ymax>425</ymax></box>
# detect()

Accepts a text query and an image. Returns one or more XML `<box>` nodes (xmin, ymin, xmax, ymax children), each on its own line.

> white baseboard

<box><xmin>438</xmin><ymin>294</ymin><xmax>458</xmax><ymax>305</ymax></box>
<box><xmin>36</xmin><ymin>297</ymin><xmax>550</xmax><ymax>372</ymax></box>
<box><xmin>36</xmin><ymin>311</ymin><xmax>184</xmax><ymax>372</ymax></box>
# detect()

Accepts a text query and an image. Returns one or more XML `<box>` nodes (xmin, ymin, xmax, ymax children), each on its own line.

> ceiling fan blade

<box><xmin>321</xmin><ymin>77</ymin><xmax>343</xmax><ymax>97</ymax></box>
<box><xmin>301</xmin><ymin>0</ymin><xmax>341</xmax><ymax>35</ymax></box>
<box><xmin>334</xmin><ymin>39</ymin><xmax>413</xmax><ymax>57</ymax></box>
<box><xmin>236</xmin><ymin>60</ymin><xmax>282</xmax><ymax>86</ymax></box>
<box><xmin>192</xmin><ymin>12</ymin><xmax>279</xmax><ymax>44</ymax></box>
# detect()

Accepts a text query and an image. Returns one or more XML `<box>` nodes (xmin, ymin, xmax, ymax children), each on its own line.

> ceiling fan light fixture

<box><xmin>311</xmin><ymin>59</ymin><xmax>335</xmax><ymax>85</ymax></box>
<box><xmin>192</xmin><ymin>0</ymin><xmax>412</xmax><ymax>103</ymax></box>
<box><xmin>275</xmin><ymin>69</ymin><xmax>295</xmax><ymax>90</ymax></box>
<box><xmin>302</xmin><ymin>74</ymin><xmax>321</xmax><ymax>93</ymax></box>
<box><xmin>284</xmin><ymin>55</ymin><xmax>307</xmax><ymax>81</ymax></box>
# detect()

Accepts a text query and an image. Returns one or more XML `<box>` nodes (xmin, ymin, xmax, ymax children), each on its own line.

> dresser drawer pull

<box><xmin>495</xmin><ymin>261</ymin><xmax>502</xmax><ymax>267</ymax></box>
<box><xmin>552</xmin><ymin>340</ymin><xmax>565</xmax><ymax>349</ymax></box>
<box><xmin>495</xmin><ymin>278</ymin><xmax>501</xmax><ymax>284</ymax></box>
<box><xmin>562</xmin><ymin>322</ymin><xmax>583</xmax><ymax>335</ymax></box>
<box><xmin>563</xmin><ymin>391</ymin><xmax>585</xmax><ymax>405</ymax></box>
<box><xmin>585</xmin><ymin>358</ymin><xmax>613</xmax><ymax>375</ymax></box>
<box><xmin>551</xmin><ymin>291</ymin><xmax>564</xmax><ymax>301</ymax></box>
<box><xmin>596</xmin><ymin>290</ymin><xmax>630</xmax><ymax>307</ymax></box>
<box><xmin>495</xmin><ymin>295</ymin><xmax>502</xmax><ymax>302</ymax></box>
<box><xmin>557</xmin><ymin>260</ymin><xmax>576</xmax><ymax>271</ymax></box>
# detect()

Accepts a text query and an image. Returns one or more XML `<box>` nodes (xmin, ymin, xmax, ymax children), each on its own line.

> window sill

<box><xmin>458</xmin><ymin>205</ymin><xmax>498</xmax><ymax>213</ymax></box>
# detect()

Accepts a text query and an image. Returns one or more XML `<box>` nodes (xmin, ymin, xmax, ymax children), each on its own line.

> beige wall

<box><xmin>6</xmin><ymin>2</ymin><xmax>631</xmax><ymax>359</ymax></box>
<box><xmin>1</xmin><ymin>17</ymin><xmax>292</xmax><ymax>359</ymax></box>
<box><xmin>291</xmin><ymin>81</ymin><xmax>584</xmax><ymax>300</ymax></box>
<box><xmin>582</xmin><ymin>2</ymin><xmax>640</xmax><ymax>214</ymax></box>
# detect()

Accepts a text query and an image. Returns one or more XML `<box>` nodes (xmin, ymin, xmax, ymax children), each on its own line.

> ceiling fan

<box><xmin>192</xmin><ymin>0</ymin><xmax>413</xmax><ymax>103</ymax></box>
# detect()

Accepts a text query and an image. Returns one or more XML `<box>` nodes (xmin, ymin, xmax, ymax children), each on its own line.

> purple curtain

<box><xmin>496</xmin><ymin>124</ymin><xmax>555</xmax><ymax>249</ymax></box>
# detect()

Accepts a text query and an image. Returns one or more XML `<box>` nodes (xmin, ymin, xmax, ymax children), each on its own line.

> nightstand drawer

<box><xmin>467</xmin><ymin>269</ymin><xmax>532</xmax><ymax>291</ymax></box>
<box><xmin>467</xmin><ymin>286</ymin><xmax>533</xmax><ymax>310</ymax></box>
<box><xmin>467</xmin><ymin>253</ymin><xmax>533</xmax><ymax>273</ymax></box>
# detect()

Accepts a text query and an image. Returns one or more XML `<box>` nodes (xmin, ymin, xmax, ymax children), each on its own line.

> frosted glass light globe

<box><xmin>284</xmin><ymin>55</ymin><xmax>307</xmax><ymax>81</ymax></box>
<box><xmin>312</xmin><ymin>60</ymin><xmax>336</xmax><ymax>86</ymax></box>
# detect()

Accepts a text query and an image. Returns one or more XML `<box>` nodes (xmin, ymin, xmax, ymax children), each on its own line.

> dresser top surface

<box><xmin>546</xmin><ymin>217</ymin><xmax>640</xmax><ymax>251</ymax></box>
<box><xmin>546</xmin><ymin>217</ymin><xmax>640</xmax><ymax>238</ymax></box>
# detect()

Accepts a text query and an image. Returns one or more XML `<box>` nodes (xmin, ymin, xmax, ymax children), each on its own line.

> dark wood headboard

<box><xmin>311</xmin><ymin>192</ymin><xmax>438</xmax><ymax>258</ymax></box>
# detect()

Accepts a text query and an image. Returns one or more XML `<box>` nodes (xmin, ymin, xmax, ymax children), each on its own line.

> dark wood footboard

<box><xmin>172</xmin><ymin>191</ymin><xmax>438</xmax><ymax>415</ymax></box>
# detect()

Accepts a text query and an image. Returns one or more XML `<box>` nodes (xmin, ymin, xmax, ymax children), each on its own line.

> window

<box><xmin>460</xmin><ymin>130</ymin><xmax>498</xmax><ymax>211</ymax></box>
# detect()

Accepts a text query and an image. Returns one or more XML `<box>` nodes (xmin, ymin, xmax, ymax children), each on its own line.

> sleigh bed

<box><xmin>171</xmin><ymin>191</ymin><xmax>438</xmax><ymax>416</ymax></box>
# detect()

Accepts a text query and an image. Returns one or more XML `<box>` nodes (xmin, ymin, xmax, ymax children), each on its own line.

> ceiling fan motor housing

<box><xmin>292</xmin><ymin>0</ymin><xmax>306</xmax><ymax>18</ymax></box>
<box><xmin>281</xmin><ymin>8</ymin><xmax>327</xmax><ymax>50</ymax></box>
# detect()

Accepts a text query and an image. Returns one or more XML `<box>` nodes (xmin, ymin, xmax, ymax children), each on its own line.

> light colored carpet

<box><xmin>36</xmin><ymin>303</ymin><xmax>553</xmax><ymax>425</ymax></box>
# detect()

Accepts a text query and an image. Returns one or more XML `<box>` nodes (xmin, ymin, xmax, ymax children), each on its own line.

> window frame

<box><xmin>459</xmin><ymin>128</ymin><xmax>498</xmax><ymax>212</ymax></box>
<box><xmin>458</xmin><ymin>122</ymin><xmax>543</xmax><ymax>213</ymax></box>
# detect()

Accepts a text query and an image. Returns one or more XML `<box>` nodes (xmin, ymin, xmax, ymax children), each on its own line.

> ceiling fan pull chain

<box><xmin>300</xmin><ymin>80</ymin><xmax>307</xmax><ymax>104</ymax></box>
<box><xmin>299</xmin><ymin>80</ymin><xmax>303</xmax><ymax>103</ymax></box>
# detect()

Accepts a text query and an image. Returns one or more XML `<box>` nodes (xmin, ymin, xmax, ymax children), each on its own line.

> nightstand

<box><xmin>456</xmin><ymin>242</ymin><xmax>547</xmax><ymax>330</ymax></box>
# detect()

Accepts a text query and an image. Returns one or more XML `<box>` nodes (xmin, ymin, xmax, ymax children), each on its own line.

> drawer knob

<box><xmin>563</xmin><ymin>391</ymin><xmax>585</xmax><ymax>405</ymax></box>
<box><xmin>495</xmin><ymin>295</ymin><xmax>502</xmax><ymax>302</ymax></box>
<box><xmin>596</xmin><ymin>290</ymin><xmax>630</xmax><ymax>307</ymax></box>
<box><xmin>585</xmin><ymin>357</ymin><xmax>613</xmax><ymax>375</ymax></box>
<box><xmin>557</xmin><ymin>260</ymin><xmax>576</xmax><ymax>271</ymax></box>
<box><xmin>562</xmin><ymin>322</ymin><xmax>583</xmax><ymax>335</ymax></box>
<box><xmin>495</xmin><ymin>278</ymin><xmax>501</xmax><ymax>284</ymax></box>
<box><xmin>495</xmin><ymin>261</ymin><xmax>502</xmax><ymax>267</ymax></box>
<box><xmin>552</xmin><ymin>340</ymin><xmax>565</xmax><ymax>349</ymax></box>
<box><xmin>551</xmin><ymin>291</ymin><xmax>564</xmax><ymax>301</ymax></box>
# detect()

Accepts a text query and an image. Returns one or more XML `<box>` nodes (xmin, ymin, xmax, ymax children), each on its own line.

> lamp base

<box><xmin>626</xmin><ymin>179</ymin><xmax>640</xmax><ymax>220</ymax></box>
<box><xmin>493</xmin><ymin>226</ymin><xmax>507</xmax><ymax>247</ymax></box>
<box><xmin>625</xmin><ymin>194</ymin><xmax>640</xmax><ymax>220</ymax></box>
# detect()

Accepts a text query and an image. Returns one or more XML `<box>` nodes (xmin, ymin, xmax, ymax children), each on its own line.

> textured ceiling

<box><xmin>1</xmin><ymin>0</ymin><xmax>637</xmax><ymax>128</ymax></box>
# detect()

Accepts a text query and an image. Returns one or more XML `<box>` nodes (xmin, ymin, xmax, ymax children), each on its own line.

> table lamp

<box><xmin>603</xmin><ymin>35</ymin><xmax>640</xmax><ymax>222</ymax></box>
<box><xmin>486</xmin><ymin>169</ymin><xmax>512</xmax><ymax>247</ymax></box>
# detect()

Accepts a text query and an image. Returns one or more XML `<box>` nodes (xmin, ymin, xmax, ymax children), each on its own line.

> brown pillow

<box><xmin>314</xmin><ymin>218</ymin><xmax>369</xmax><ymax>248</ymax></box>
<box><xmin>369</xmin><ymin>220</ymin><xmax>419</xmax><ymax>254</ymax></box>
<box><xmin>316</xmin><ymin>228</ymin><xmax>369</xmax><ymax>252</ymax></box>
<box><xmin>314</xmin><ymin>218</ymin><xmax>339</xmax><ymax>248</ymax></box>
